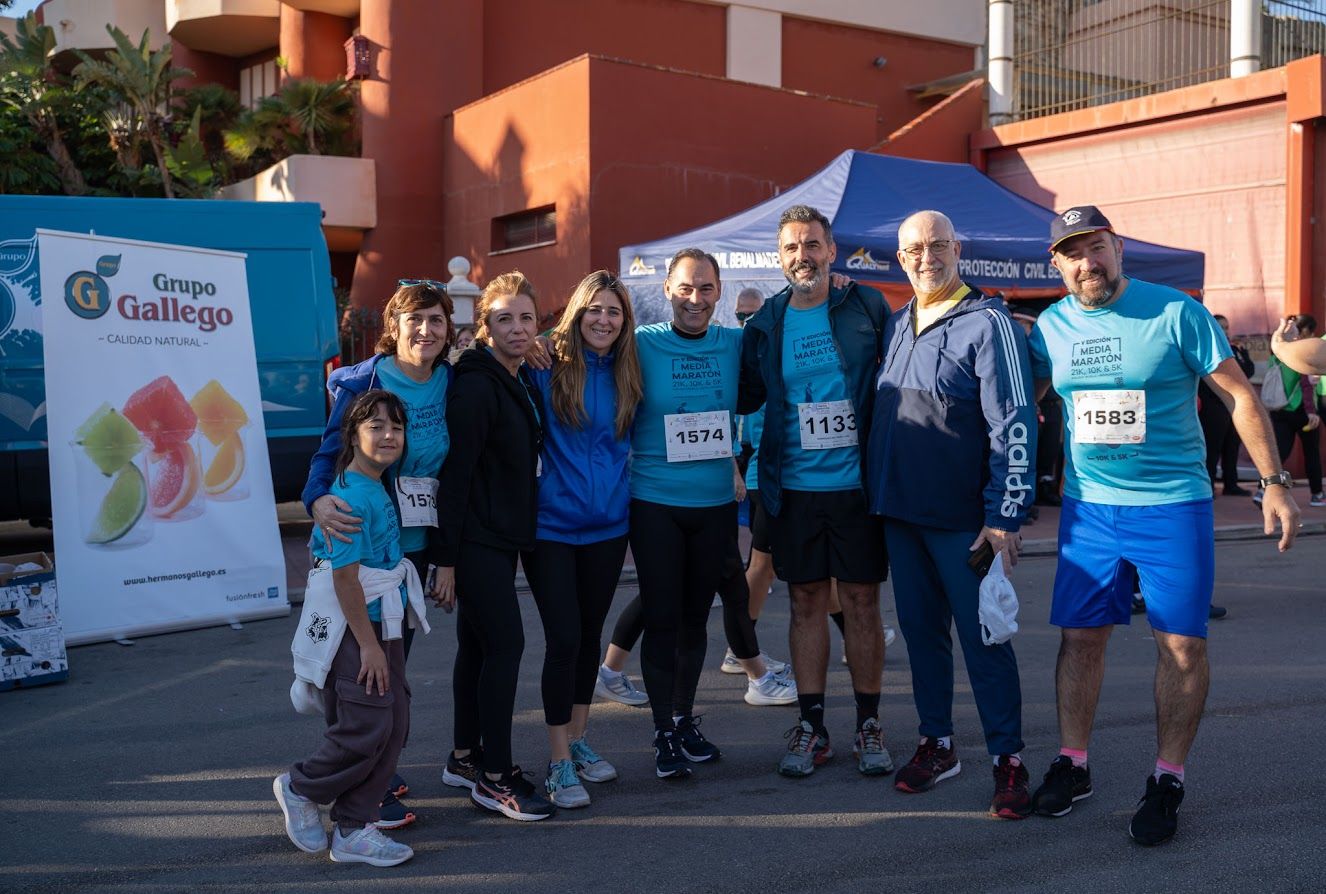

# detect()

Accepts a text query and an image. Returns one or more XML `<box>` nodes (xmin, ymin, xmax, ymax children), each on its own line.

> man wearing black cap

<box><xmin>1025</xmin><ymin>206</ymin><xmax>1300</xmax><ymax>845</ymax></box>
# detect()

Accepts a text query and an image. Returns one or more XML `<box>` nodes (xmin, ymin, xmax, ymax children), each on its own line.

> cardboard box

<box><xmin>0</xmin><ymin>552</ymin><xmax>67</xmax><ymax>691</ymax></box>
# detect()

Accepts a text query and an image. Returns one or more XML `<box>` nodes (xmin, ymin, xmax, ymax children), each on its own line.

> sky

<box><xmin>6</xmin><ymin>0</ymin><xmax>45</xmax><ymax>17</ymax></box>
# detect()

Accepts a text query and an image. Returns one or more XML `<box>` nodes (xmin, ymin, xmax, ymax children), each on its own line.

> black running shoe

<box><xmin>676</xmin><ymin>715</ymin><xmax>721</xmax><ymax>763</ymax></box>
<box><xmin>1129</xmin><ymin>773</ymin><xmax>1184</xmax><ymax>846</ymax></box>
<box><xmin>471</xmin><ymin>768</ymin><xmax>555</xmax><ymax>822</ymax></box>
<box><xmin>653</xmin><ymin>729</ymin><xmax>692</xmax><ymax>779</ymax></box>
<box><xmin>442</xmin><ymin>749</ymin><xmax>482</xmax><ymax>791</ymax></box>
<box><xmin>1033</xmin><ymin>755</ymin><xmax>1093</xmax><ymax>817</ymax></box>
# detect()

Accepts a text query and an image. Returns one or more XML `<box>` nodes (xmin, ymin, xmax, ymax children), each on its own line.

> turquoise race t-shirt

<box><xmin>1028</xmin><ymin>278</ymin><xmax>1231</xmax><ymax>506</ymax></box>
<box><xmin>780</xmin><ymin>302</ymin><xmax>860</xmax><ymax>490</ymax></box>
<box><xmin>631</xmin><ymin>322</ymin><xmax>741</xmax><ymax>507</ymax></box>
<box><xmin>742</xmin><ymin>408</ymin><xmax>763</xmax><ymax>492</ymax></box>
<box><xmin>375</xmin><ymin>357</ymin><xmax>449</xmax><ymax>553</ymax></box>
<box><xmin>309</xmin><ymin>470</ymin><xmax>405</xmax><ymax>621</ymax></box>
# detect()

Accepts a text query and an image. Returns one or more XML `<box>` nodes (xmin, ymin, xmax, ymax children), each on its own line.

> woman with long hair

<box><xmin>431</xmin><ymin>272</ymin><xmax>554</xmax><ymax>821</ymax></box>
<box><xmin>522</xmin><ymin>270</ymin><xmax>643</xmax><ymax>807</ymax></box>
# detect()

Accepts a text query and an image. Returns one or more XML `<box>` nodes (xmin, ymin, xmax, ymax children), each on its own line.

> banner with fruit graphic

<box><xmin>38</xmin><ymin>229</ymin><xmax>287</xmax><ymax>645</ymax></box>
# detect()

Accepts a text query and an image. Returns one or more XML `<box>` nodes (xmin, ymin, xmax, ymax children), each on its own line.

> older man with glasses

<box><xmin>866</xmin><ymin>209</ymin><xmax>1038</xmax><ymax>819</ymax></box>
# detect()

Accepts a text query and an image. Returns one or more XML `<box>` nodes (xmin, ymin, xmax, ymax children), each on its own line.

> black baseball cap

<box><xmin>1049</xmin><ymin>205</ymin><xmax>1114</xmax><ymax>252</ymax></box>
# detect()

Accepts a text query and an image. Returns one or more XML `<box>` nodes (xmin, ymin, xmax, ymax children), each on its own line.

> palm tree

<box><xmin>73</xmin><ymin>26</ymin><xmax>192</xmax><ymax>198</ymax></box>
<box><xmin>272</xmin><ymin>77</ymin><xmax>356</xmax><ymax>156</ymax></box>
<box><xmin>0</xmin><ymin>14</ymin><xmax>88</xmax><ymax>195</ymax></box>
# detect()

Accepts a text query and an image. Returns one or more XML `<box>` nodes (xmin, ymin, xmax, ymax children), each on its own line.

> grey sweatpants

<box><xmin>289</xmin><ymin>623</ymin><xmax>409</xmax><ymax>827</ymax></box>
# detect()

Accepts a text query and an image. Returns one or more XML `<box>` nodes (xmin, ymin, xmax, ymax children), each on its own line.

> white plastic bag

<box><xmin>978</xmin><ymin>555</ymin><xmax>1020</xmax><ymax>646</ymax></box>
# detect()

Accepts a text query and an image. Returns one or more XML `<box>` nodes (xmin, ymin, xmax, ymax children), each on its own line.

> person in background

<box><xmin>1271</xmin><ymin>315</ymin><xmax>1326</xmax><ymax>376</ymax></box>
<box><xmin>1199</xmin><ymin>314</ymin><xmax>1254</xmax><ymax>497</ymax></box>
<box><xmin>522</xmin><ymin>271</ymin><xmax>643</xmax><ymax>808</ymax></box>
<box><xmin>302</xmin><ymin>279</ymin><xmax>455</xmax><ymax>829</ymax></box>
<box><xmin>432</xmin><ymin>272</ymin><xmax>553</xmax><ymax>821</ymax></box>
<box><xmin>1260</xmin><ymin>314</ymin><xmax>1323</xmax><ymax>508</ymax></box>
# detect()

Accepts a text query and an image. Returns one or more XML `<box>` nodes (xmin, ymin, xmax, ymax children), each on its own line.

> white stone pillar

<box><xmin>445</xmin><ymin>256</ymin><xmax>480</xmax><ymax>325</ymax></box>
<box><xmin>1231</xmin><ymin>0</ymin><xmax>1262</xmax><ymax>77</ymax></box>
<box><xmin>988</xmin><ymin>0</ymin><xmax>1015</xmax><ymax>125</ymax></box>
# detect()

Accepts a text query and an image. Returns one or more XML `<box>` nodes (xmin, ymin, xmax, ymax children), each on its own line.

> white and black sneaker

<box><xmin>653</xmin><ymin>729</ymin><xmax>692</xmax><ymax>779</ymax></box>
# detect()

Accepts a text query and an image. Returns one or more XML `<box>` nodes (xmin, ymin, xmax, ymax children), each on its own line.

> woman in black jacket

<box><xmin>430</xmin><ymin>271</ymin><xmax>552</xmax><ymax>821</ymax></box>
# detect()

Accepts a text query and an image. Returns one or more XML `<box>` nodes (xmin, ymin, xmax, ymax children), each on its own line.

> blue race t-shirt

<box><xmin>631</xmin><ymin>322</ymin><xmax>741</xmax><ymax>507</ymax></box>
<box><xmin>780</xmin><ymin>302</ymin><xmax>861</xmax><ymax>490</ymax></box>
<box><xmin>309</xmin><ymin>470</ymin><xmax>405</xmax><ymax>620</ymax></box>
<box><xmin>1028</xmin><ymin>278</ymin><xmax>1232</xmax><ymax>506</ymax></box>
<box><xmin>375</xmin><ymin>357</ymin><xmax>449</xmax><ymax>553</ymax></box>
<box><xmin>742</xmin><ymin>408</ymin><xmax>764</xmax><ymax>492</ymax></box>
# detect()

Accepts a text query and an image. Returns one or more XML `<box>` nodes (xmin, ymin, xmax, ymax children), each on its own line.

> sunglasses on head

<box><xmin>735</xmin><ymin>310</ymin><xmax>755</xmax><ymax>322</ymax></box>
<box><xmin>398</xmin><ymin>278</ymin><xmax>447</xmax><ymax>291</ymax></box>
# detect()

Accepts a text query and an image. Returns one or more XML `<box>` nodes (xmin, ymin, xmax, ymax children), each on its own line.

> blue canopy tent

<box><xmin>618</xmin><ymin>150</ymin><xmax>1205</xmax><ymax>325</ymax></box>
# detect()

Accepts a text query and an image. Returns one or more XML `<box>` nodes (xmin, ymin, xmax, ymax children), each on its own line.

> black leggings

<box><xmin>1270</xmin><ymin>405</ymin><xmax>1323</xmax><ymax>494</ymax></box>
<box><xmin>452</xmin><ymin>541</ymin><xmax>523</xmax><ymax>775</ymax></box>
<box><xmin>629</xmin><ymin>499</ymin><xmax>736</xmax><ymax>730</ymax></box>
<box><xmin>608</xmin><ymin>533</ymin><xmax>759</xmax><ymax>661</ymax></box>
<box><xmin>523</xmin><ymin>535</ymin><xmax>629</xmax><ymax>726</ymax></box>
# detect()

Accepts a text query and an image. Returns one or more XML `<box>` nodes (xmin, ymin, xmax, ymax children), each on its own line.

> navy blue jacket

<box><xmin>867</xmin><ymin>286</ymin><xmax>1036</xmax><ymax>533</ymax></box>
<box><xmin>526</xmin><ymin>350</ymin><xmax>630</xmax><ymax>545</ymax></box>
<box><xmin>737</xmin><ymin>282</ymin><xmax>886</xmax><ymax>517</ymax></box>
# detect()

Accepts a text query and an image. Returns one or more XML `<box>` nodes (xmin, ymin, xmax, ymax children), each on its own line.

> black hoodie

<box><xmin>430</xmin><ymin>343</ymin><xmax>542</xmax><ymax>565</ymax></box>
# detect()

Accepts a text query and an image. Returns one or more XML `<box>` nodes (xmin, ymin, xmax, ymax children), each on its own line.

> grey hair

<box><xmin>777</xmin><ymin>205</ymin><xmax>833</xmax><ymax>245</ymax></box>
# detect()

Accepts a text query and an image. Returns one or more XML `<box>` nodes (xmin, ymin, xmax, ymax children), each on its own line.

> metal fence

<box><xmin>1010</xmin><ymin>0</ymin><xmax>1326</xmax><ymax>122</ymax></box>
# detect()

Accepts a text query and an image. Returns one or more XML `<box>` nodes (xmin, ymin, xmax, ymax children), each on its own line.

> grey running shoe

<box><xmin>778</xmin><ymin>720</ymin><xmax>834</xmax><ymax>778</ymax></box>
<box><xmin>273</xmin><ymin>773</ymin><xmax>326</xmax><ymax>854</ymax></box>
<box><xmin>570</xmin><ymin>736</ymin><xmax>618</xmax><ymax>782</ymax></box>
<box><xmin>853</xmin><ymin>718</ymin><xmax>895</xmax><ymax>776</ymax></box>
<box><xmin>595</xmin><ymin>666</ymin><xmax>649</xmax><ymax>706</ymax></box>
<box><xmin>722</xmin><ymin>650</ymin><xmax>791</xmax><ymax>676</ymax></box>
<box><xmin>745</xmin><ymin>669</ymin><xmax>798</xmax><ymax>706</ymax></box>
<box><xmin>329</xmin><ymin>824</ymin><xmax>414</xmax><ymax>867</ymax></box>
<box><xmin>545</xmin><ymin>759</ymin><xmax>591</xmax><ymax>808</ymax></box>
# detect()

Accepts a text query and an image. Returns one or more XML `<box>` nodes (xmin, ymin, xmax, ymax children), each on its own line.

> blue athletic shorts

<box><xmin>1050</xmin><ymin>496</ymin><xmax>1215</xmax><ymax>638</ymax></box>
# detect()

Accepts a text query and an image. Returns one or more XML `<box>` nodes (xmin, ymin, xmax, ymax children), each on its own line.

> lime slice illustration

<box><xmin>87</xmin><ymin>464</ymin><xmax>148</xmax><ymax>544</ymax></box>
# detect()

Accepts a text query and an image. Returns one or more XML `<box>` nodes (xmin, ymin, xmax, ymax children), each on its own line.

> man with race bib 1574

<box><xmin>1027</xmin><ymin>206</ymin><xmax>1299</xmax><ymax>846</ymax></box>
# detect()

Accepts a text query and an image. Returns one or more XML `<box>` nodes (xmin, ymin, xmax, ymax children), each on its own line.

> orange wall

<box><xmin>481</xmin><ymin>0</ymin><xmax>725</xmax><ymax>95</ymax></box>
<box><xmin>984</xmin><ymin>103</ymin><xmax>1287</xmax><ymax>337</ymax></box>
<box><xmin>879</xmin><ymin>78</ymin><xmax>985</xmax><ymax>163</ymax></box>
<box><xmin>172</xmin><ymin>45</ymin><xmax>240</xmax><ymax>92</ymax></box>
<box><xmin>445</xmin><ymin>60</ymin><xmax>593</xmax><ymax>317</ymax></box>
<box><xmin>352</xmin><ymin>0</ymin><xmax>483</xmax><ymax>309</ymax></box>
<box><xmin>280</xmin><ymin>6</ymin><xmax>353</xmax><ymax>83</ymax></box>
<box><xmin>781</xmin><ymin>15</ymin><xmax>974</xmax><ymax>142</ymax></box>
<box><xmin>586</xmin><ymin>57</ymin><xmax>878</xmax><ymax>282</ymax></box>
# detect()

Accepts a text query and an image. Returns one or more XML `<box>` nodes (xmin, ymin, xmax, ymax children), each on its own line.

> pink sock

<box><xmin>1154</xmin><ymin>759</ymin><xmax>1184</xmax><ymax>782</ymax></box>
<box><xmin>1059</xmin><ymin>747</ymin><xmax>1088</xmax><ymax>768</ymax></box>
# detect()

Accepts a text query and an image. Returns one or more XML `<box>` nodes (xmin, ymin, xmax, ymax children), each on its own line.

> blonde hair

<box><xmin>375</xmin><ymin>282</ymin><xmax>455</xmax><ymax>367</ymax></box>
<box><xmin>549</xmin><ymin>271</ymin><xmax>643</xmax><ymax>439</ymax></box>
<box><xmin>475</xmin><ymin>271</ymin><xmax>538</xmax><ymax>344</ymax></box>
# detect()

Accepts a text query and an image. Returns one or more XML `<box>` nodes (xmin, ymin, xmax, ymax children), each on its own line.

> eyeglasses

<box><xmin>899</xmin><ymin>240</ymin><xmax>954</xmax><ymax>259</ymax></box>
<box><xmin>397</xmin><ymin>278</ymin><xmax>447</xmax><ymax>290</ymax></box>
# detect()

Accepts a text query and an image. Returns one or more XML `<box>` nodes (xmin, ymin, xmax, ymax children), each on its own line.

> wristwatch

<box><xmin>1259</xmin><ymin>470</ymin><xmax>1293</xmax><ymax>489</ymax></box>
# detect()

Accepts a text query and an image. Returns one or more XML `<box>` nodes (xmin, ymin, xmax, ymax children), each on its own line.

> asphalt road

<box><xmin>2</xmin><ymin>536</ymin><xmax>1324</xmax><ymax>893</ymax></box>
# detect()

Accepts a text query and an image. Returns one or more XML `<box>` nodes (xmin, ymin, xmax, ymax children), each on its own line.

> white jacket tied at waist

<box><xmin>290</xmin><ymin>558</ymin><xmax>430</xmax><ymax>708</ymax></box>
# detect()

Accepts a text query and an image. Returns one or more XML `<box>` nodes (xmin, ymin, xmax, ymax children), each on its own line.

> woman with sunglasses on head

<box><xmin>302</xmin><ymin>278</ymin><xmax>456</xmax><ymax>828</ymax></box>
<box><xmin>432</xmin><ymin>272</ymin><xmax>554</xmax><ymax>822</ymax></box>
<box><xmin>519</xmin><ymin>271</ymin><xmax>644</xmax><ymax>808</ymax></box>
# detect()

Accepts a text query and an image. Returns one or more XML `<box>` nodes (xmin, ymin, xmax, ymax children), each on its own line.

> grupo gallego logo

<box><xmin>64</xmin><ymin>253</ymin><xmax>235</xmax><ymax>332</ymax></box>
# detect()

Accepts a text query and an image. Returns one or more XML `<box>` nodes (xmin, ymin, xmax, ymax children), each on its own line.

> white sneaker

<box><xmin>273</xmin><ymin>773</ymin><xmax>326</xmax><ymax>854</ymax></box>
<box><xmin>745</xmin><ymin>668</ymin><xmax>798</xmax><ymax>706</ymax></box>
<box><xmin>570</xmin><ymin>736</ymin><xmax>619</xmax><ymax>782</ymax></box>
<box><xmin>329</xmin><ymin>824</ymin><xmax>413</xmax><ymax>867</ymax></box>
<box><xmin>722</xmin><ymin>650</ymin><xmax>791</xmax><ymax>676</ymax></box>
<box><xmin>595</xmin><ymin>665</ymin><xmax>648</xmax><ymax>706</ymax></box>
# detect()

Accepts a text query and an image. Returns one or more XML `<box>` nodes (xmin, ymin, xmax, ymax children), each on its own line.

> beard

<box><xmin>784</xmin><ymin>261</ymin><xmax>825</xmax><ymax>294</ymax></box>
<box><xmin>1070</xmin><ymin>270</ymin><xmax>1122</xmax><ymax>307</ymax></box>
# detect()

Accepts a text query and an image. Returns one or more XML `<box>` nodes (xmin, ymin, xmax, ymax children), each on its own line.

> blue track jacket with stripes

<box><xmin>866</xmin><ymin>286</ymin><xmax>1037</xmax><ymax>533</ymax></box>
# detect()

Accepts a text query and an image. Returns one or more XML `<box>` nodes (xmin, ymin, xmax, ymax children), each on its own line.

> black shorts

<box><xmin>748</xmin><ymin>490</ymin><xmax>771</xmax><ymax>555</ymax></box>
<box><xmin>767</xmin><ymin>488</ymin><xmax>886</xmax><ymax>585</ymax></box>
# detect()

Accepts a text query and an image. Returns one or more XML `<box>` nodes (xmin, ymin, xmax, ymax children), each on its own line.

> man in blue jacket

<box><xmin>866</xmin><ymin>209</ymin><xmax>1037</xmax><ymax>819</ymax></box>
<box><xmin>738</xmin><ymin>204</ymin><xmax>890</xmax><ymax>780</ymax></box>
